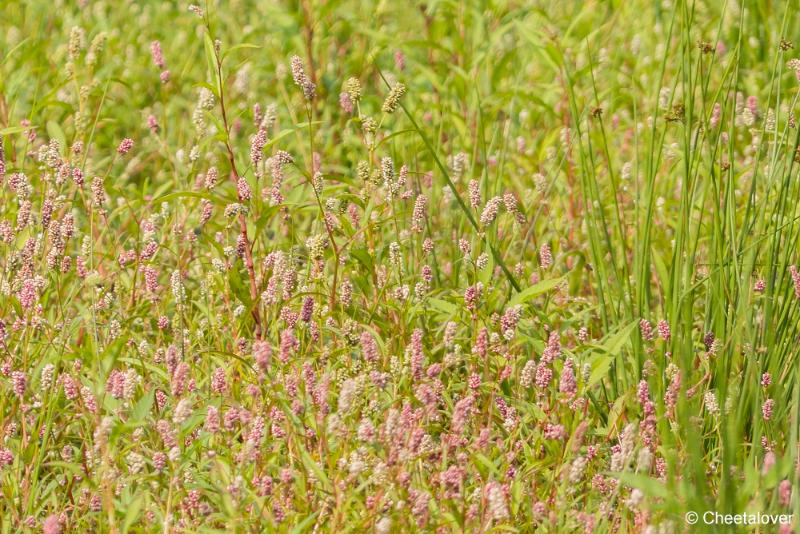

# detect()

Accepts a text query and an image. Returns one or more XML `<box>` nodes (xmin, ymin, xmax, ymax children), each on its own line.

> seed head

<box><xmin>290</xmin><ymin>55</ymin><xmax>316</xmax><ymax>100</ymax></box>
<box><xmin>382</xmin><ymin>83</ymin><xmax>406</xmax><ymax>113</ymax></box>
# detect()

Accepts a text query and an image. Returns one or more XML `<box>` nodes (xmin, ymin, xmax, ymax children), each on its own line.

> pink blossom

<box><xmin>117</xmin><ymin>138</ymin><xmax>134</xmax><ymax>155</ymax></box>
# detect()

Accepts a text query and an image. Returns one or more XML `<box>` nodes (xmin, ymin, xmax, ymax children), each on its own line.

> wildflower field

<box><xmin>3</xmin><ymin>0</ymin><xmax>800</xmax><ymax>532</ymax></box>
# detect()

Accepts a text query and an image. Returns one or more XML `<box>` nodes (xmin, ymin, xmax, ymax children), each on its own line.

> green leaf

<box><xmin>222</xmin><ymin>43</ymin><xmax>261</xmax><ymax>60</ymax></box>
<box><xmin>590</xmin><ymin>319</ymin><xmax>638</xmax><ymax>356</ymax></box>
<box><xmin>427</xmin><ymin>297</ymin><xmax>457</xmax><ymax>316</ymax></box>
<box><xmin>228</xmin><ymin>266</ymin><xmax>251</xmax><ymax>307</ymax></box>
<box><xmin>582</xmin><ymin>321</ymin><xmax>637</xmax><ymax>389</ymax></box>
<box><xmin>121</xmin><ymin>495</ymin><xmax>144</xmax><ymax>533</ymax></box>
<box><xmin>595</xmin><ymin>394</ymin><xmax>628</xmax><ymax>435</ymax></box>
<box><xmin>130</xmin><ymin>390</ymin><xmax>154</xmax><ymax>422</ymax></box>
<box><xmin>507</xmin><ymin>276</ymin><xmax>563</xmax><ymax>307</ymax></box>
<box><xmin>299</xmin><ymin>448</ymin><xmax>333</xmax><ymax>494</ymax></box>
<box><xmin>263</xmin><ymin>128</ymin><xmax>296</xmax><ymax>150</ymax></box>
<box><xmin>349</xmin><ymin>247</ymin><xmax>374</xmax><ymax>272</ymax></box>
<box><xmin>0</xmin><ymin>126</ymin><xmax>28</xmax><ymax>135</ymax></box>
<box><xmin>587</xmin><ymin>354</ymin><xmax>614</xmax><ymax>389</ymax></box>
<box><xmin>152</xmin><ymin>190</ymin><xmax>229</xmax><ymax>204</ymax></box>
<box><xmin>46</xmin><ymin>120</ymin><xmax>67</xmax><ymax>151</ymax></box>
<box><xmin>652</xmin><ymin>249</ymin><xmax>670</xmax><ymax>298</ymax></box>
<box><xmin>1</xmin><ymin>37</ymin><xmax>30</xmax><ymax>65</ymax></box>
<box><xmin>193</xmin><ymin>81</ymin><xmax>219</xmax><ymax>98</ymax></box>
<box><xmin>612</xmin><ymin>472</ymin><xmax>673</xmax><ymax>501</ymax></box>
<box><xmin>289</xmin><ymin>512</ymin><xmax>319</xmax><ymax>534</ymax></box>
<box><xmin>474</xmin><ymin>453</ymin><xmax>502</xmax><ymax>478</ymax></box>
<box><xmin>203</xmin><ymin>32</ymin><xmax>221</xmax><ymax>95</ymax></box>
<box><xmin>44</xmin><ymin>461</ymin><xmax>84</xmax><ymax>475</ymax></box>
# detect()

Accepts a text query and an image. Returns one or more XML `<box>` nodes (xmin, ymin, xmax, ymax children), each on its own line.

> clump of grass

<box><xmin>0</xmin><ymin>1</ymin><xmax>799</xmax><ymax>532</ymax></box>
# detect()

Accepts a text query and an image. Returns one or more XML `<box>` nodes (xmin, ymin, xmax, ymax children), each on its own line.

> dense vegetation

<box><xmin>1</xmin><ymin>0</ymin><xmax>800</xmax><ymax>532</ymax></box>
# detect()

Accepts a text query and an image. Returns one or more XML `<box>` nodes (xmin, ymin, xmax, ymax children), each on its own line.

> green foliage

<box><xmin>0</xmin><ymin>0</ymin><xmax>799</xmax><ymax>532</ymax></box>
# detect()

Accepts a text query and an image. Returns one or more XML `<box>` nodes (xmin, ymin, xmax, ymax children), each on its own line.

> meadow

<box><xmin>1</xmin><ymin>0</ymin><xmax>799</xmax><ymax>532</ymax></box>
